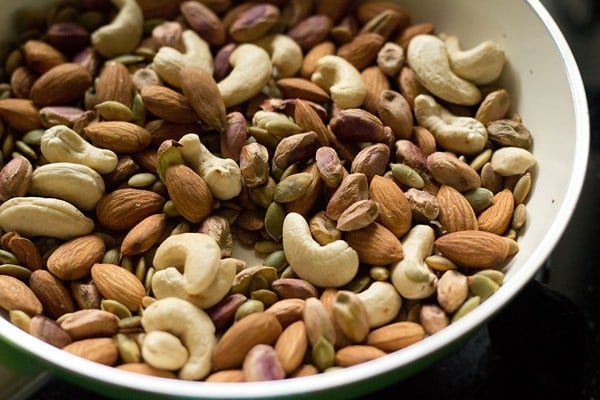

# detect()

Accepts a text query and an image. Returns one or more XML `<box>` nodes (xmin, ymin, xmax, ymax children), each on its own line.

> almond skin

<box><xmin>22</xmin><ymin>39</ymin><xmax>66</xmax><ymax>74</ymax></box>
<box><xmin>179</xmin><ymin>67</ymin><xmax>227</xmax><ymax>132</ymax></box>
<box><xmin>30</xmin><ymin>63</ymin><xmax>92</xmax><ymax>106</ymax></box>
<box><xmin>0</xmin><ymin>275</ymin><xmax>43</xmax><ymax>316</ymax></box>
<box><xmin>116</xmin><ymin>363</ymin><xmax>177</xmax><ymax>379</ymax></box>
<box><xmin>91</xmin><ymin>263</ymin><xmax>146</xmax><ymax>311</ymax></box>
<box><xmin>0</xmin><ymin>98</ymin><xmax>42</xmax><ymax>132</ymax></box>
<box><xmin>477</xmin><ymin>188</ymin><xmax>515</xmax><ymax>235</ymax></box>
<box><xmin>275</xmin><ymin>320</ymin><xmax>308</xmax><ymax>374</ymax></box>
<box><xmin>164</xmin><ymin>164</ymin><xmax>213</xmax><ymax>223</ymax></box>
<box><xmin>344</xmin><ymin>222</ymin><xmax>403</xmax><ymax>265</ymax></box>
<box><xmin>437</xmin><ymin>185</ymin><xmax>478</xmax><ymax>233</ymax></box>
<box><xmin>62</xmin><ymin>337</ymin><xmax>119</xmax><ymax>366</ymax></box>
<box><xmin>366</xmin><ymin>321</ymin><xmax>426</xmax><ymax>352</ymax></box>
<box><xmin>46</xmin><ymin>234</ymin><xmax>105</xmax><ymax>280</ymax></box>
<box><xmin>120</xmin><ymin>213</ymin><xmax>168</xmax><ymax>256</ymax></box>
<box><xmin>95</xmin><ymin>188</ymin><xmax>165</xmax><ymax>231</ymax></box>
<box><xmin>140</xmin><ymin>85</ymin><xmax>198</xmax><ymax>123</ymax></box>
<box><xmin>95</xmin><ymin>61</ymin><xmax>135</xmax><ymax>108</ymax></box>
<box><xmin>334</xmin><ymin>345</ymin><xmax>387</xmax><ymax>367</ymax></box>
<box><xmin>83</xmin><ymin>121</ymin><xmax>152</xmax><ymax>153</ymax></box>
<box><xmin>29</xmin><ymin>270</ymin><xmax>75</xmax><ymax>319</ymax></box>
<box><xmin>434</xmin><ymin>230</ymin><xmax>510</xmax><ymax>268</ymax></box>
<box><xmin>337</xmin><ymin>32</ymin><xmax>385</xmax><ymax>71</ymax></box>
<box><xmin>369</xmin><ymin>175</ymin><xmax>412</xmax><ymax>237</ymax></box>
<box><xmin>276</xmin><ymin>78</ymin><xmax>331</xmax><ymax>103</ymax></box>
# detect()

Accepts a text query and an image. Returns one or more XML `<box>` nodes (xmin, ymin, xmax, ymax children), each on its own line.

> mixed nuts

<box><xmin>0</xmin><ymin>0</ymin><xmax>537</xmax><ymax>383</ymax></box>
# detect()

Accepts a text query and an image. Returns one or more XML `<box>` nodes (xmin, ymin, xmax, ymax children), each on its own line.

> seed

<box><xmin>451</xmin><ymin>296</ymin><xmax>481</xmax><ymax>323</ymax></box>
<box><xmin>311</xmin><ymin>336</ymin><xmax>335</xmax><ymax>371</ymax></box>
<box><xmin>234</xmin><ymin>299</ymin><xmax>265</xmax><ymax>322</ymax></box>
<box><xmin>101</xmin><ymin>299</ymin><xmax>132</xmax><ymax>320</ymax></box>
<box><xmin>512</xmin><ymin>172</ymin><xmax>532</xmax><ymax>204</ymax></box>
<box><xmin>0</xmin><ymin>263</ymin><xmax>31</xmax><ymax>281</ymax></box>
<box><xmin>273</xmin><ymin>172</ymin><xmax>313</xmax><ymax>203</ymax></box>
<box><xmin>369</xmin><ymin>266</ymin><xmax>390</xmax><ymax>281</ymax></box>
<box><xmin>512</xmin><ymin>203</ymin><xmax>527</xmax><ymax>230</ymax></box>
<box><xmin>264</xmin><ymin>202</ymin><xmax>286</xmax><ymax>241</ymax></box>
<box><xmin>468</xmin><ymin>274</ymin><xmax>500</xmax><ymax>300</ymax></box>
<box><xmin>262</xmin><ymin>250</ymin><xmax>288</xmax><ymax>272</ymax></box>
<box><xmin>128</xmin><ymin>172</ymin><xmax>157</xmax><ymax>188</ymax></box>
<box><xmin>390</xmin><ymin>162</ymin><xmax>425</xmax><ymax>189</ymax></box>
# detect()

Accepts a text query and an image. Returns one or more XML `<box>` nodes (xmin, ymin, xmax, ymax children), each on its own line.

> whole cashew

<box><xmin>153</xmin><ymin>30</ymin><xmax>214</xmax><ymax>88</ymax></box>
<box><xmin>141</xmin><ymin>297</ymin><xmax>216</xmax><ymax>380</ymax></box>
<box><xmin>217</xmin><ymin>44</ymin><xmax>272</xmax><ymax>108</ymax></box>
<box><xmin>357</xmin><ymin>281</ymin><xmax>402</xmax><ymax>328</ymax></box>
<box><xmin>28</xmin><ymin>162</ymin><xmax>105</xmax><ymax>211</ymax></box>
<box><xmin>282</xmin><ymin>212</ymin><xmax>359</xmax><ymax>288</ymax></box>
<box><xmin>254</xmin><ymin>34</ymin><xmax>303</xmax><ymax>79</ymax></box>
<box><xmin>443</xmin><ymin>34</ymin><xmax>506</xmax><ymax>85</ymax></box>
<box><xmin>91</xmin><ymin>0</ymin><xmax>144</xmax><ymax>58</ymax></box>
<box><xmin>141</xmin><ymin>331</ymin><xmax>189</xmax><ymax>371</ymax></box>
<box><xmin>178</xmin><ymin>133</ymin><xmax>243</xmax><ymax>200</ymax></box>
<box><xmin>0</xmin><ymin>196</ymin><xmax>94</xmax><ymax>239</ymax></box>
<box><xmin>311</xmin><ymin>55</ymin><xmax>367</xmax><ymax>109</ymax></box>
<box><xmin>390</xmin><ymin>224</ymin><xmax>438</xmax><ymax>300</ymax></box>
<box><xmin>414</xmin><ymin>94</ymin><xmax>488</xmax><ymax>155</ymax></box>
<box><xmin>407</xmin><ymin>34</ymin><xmax>481</xmax><ymax>106</ymax></box>
<box><xmin>40</xmin><ymin>125</ymin><xmax>118</xmax><ymax>174</ymax></box>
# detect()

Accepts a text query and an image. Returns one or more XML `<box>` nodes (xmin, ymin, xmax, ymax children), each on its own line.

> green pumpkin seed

<box><xmin>274</xmin><ymin>172</ymin><xmax>313</xmax><ymax>203</ymax></box>
<box><xmin>116</xmin><ymin>333</ymin><xmax>142</xmax><ymax>363</ymax></box>
<box><xmin>369</xmin><ymin>266</ymin><xmax>390</xmax><ymax>281</ymax></box>
<box><xmin>254</xmin><ymin>240</ymin><xmax>283</xmax><ymax>254</ymax></box>
<box><xmin>162</xmin><ymin>200</ymin><xmax>180</xmax><ymax>217</ymax></box>
<box><xmin>424</xmin><ymin>255</ymin><xmax>457</xmax><ymax>271</ymax></box>
<box><xmin>9</xmin><ymin>310</ymin><xmax>31</xmax><ymax>332</ymax></box>
<box><xmin>262</xmin><ymin>249</ymin><xmax>288</xmax><ymax>272</ymax></box>
<box><xmin>469</xmin><ymin>148</ymin><xmax>493</xmax><ymax>171</ymax></box>
<box><xmin>21</xmin><ymin>129</ymin><xmax>45</xmax><ymax>146</ymax></box>
<box><xmin>131</xmin><ymin>92</ymin><xmax>146</xmax><ymax>126</ymax></box>
<box><xmin>451</xmin><ymin>296</ymin><xmax>481</xmax><ymax>323</ymax></box>
<box><xmin>110</xmin><ymin>54</ymin><xmax>146</xmax><ymax>65</ymax></box>
<box><xmin>279</xmin><ymin>163</ymin><xmax>299</xmax><ymax>182</ymax></box>
<box><xmin>342</xmin><ymin>274</ymin><xmax>371</xmax><ymax>293</ymax></box>
<box><xmin>234</xmin><ymin>299</ymin><xmax>264</xmax><ymax>321</ymax></box>
<box><xmin>512</xmin><ymin>172</ymin><xmax>532</xmax><ymax>204</ymax></box>
<box><xmin>250</xmin><ymin>289</ymin><xmax>279</xmax><ymax>308</ymax></box>
<box><xmin>473</xmin><ymin>269</ymin><xmax>505</xmax><ymax>285</ymax></box>
<box><xmin>101</xmin><ymin>299</ymin><xmax>133</xmax><ymax>319</ymax></box>
<box><xmin>0</xmin><ymin>264</ymin><xmax>31</xmax><ymax>281</ymax></box>
<box><xmin>468</xmin><ymin>274</ymin><xmax>500</xmax><ymax>300</ymax></box>
<box><xmin>119</xmin><ymin>315</ymin><xmax>142</xmax><ymax>331</ymax></box>
<box><xmin>0</xmin><ymin>249</ymin><xmax>19</xmax><ymax>265</ymax></box>
<box><xmin>264</xmin><ymin>202</ymin><xmax>286</xmax><ymax>241</ymax></box>
<box><xmin>128</xmin><ymin>172</ymin><xmax>157</xmax><ymax>188</ymax></box>
<box><xmin>103</xmin><ymin>247</ymin><xmax>121</xmax><ymax>265</ymax></box>
<box><xmin>390</xmin><ymin>163</ymin><xmax>425</xmax><ymax>189</ymax></box>
<box><xmin>463</xmin><ymin>187</ymin><xmax>494</xmax><ymax>214</ymax></box>
<box><xmin>312</xmin><ymin>336</ymin><xmax>335</xmax><ymax>370</ymax></box>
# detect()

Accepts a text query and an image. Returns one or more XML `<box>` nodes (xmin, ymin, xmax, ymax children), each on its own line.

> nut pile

<box><xmin>0</xmin><ymin>0</ymin><xmax>537</xmax><ymax>383</ymax></box>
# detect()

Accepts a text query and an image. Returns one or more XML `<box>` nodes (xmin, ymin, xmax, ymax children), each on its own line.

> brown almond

<box><xmin>10</xmin><ymin>66</ymin><xmax>37</xmax><ymax>99</ymax></box>
<box><xmin>287</xmin><ymin>15</ymin><xmax>332</xmax><ymax>51</ymax></box>
<box><xmin>412</xmin><ymin>126</ymin><xmax>437</xmax><ymax>156</ymax></box>
<box><xmin>300</xmin><ymin>41</ymin><xmax>335</xmax><ymax>79</ymax></box>
<box><xmin>205</xmin><ymin>369</ymin><xmax>246</xmax><ymax>382</ymax></box>
<box><xmin>397</xmin><ymin>66</ymin><xmax>429</xmax><ymax>108</ymax></box>
<box><xmin>334</xmin><ymin>345</ymin><xmax>387</xmax><ymax>367</ymax></box>
<box><xmin>369</xmin><ymin>175</ymin><xmax>412</xmax><ymax>237</ymax></box>
<box><xmin>357</xmin><ymin>2</ymin><xmax>411</xmax><ymax>27</ymax></box>
<box><xmin>477</xmin><ymin>189</ymin><xmax>515</xmax><ymax>235</ymax></box>
<box><xmin>0</xmin><ymin>156</ymin><xmax>33</xmax><ymax>202</ymax></box>
<box><xmin>264</xmin><ymin>298</ymin><xmax>305</xmax><ymax>329</ymax></box>
<box><xmin>22</xmin><ymin>40</ymin><xmax>66</xmax><ymax>74</ymax></box>
<box><xmin>361</xmin><ymin>65</ymin><xmax>390</xmax><ymax>115</ymax></box>
<box><xmin>179</xmin><ymin>67</ymin><xmax>227</xmax><ymax>132</ymax></box>
<box><xmin>337</xmin><ymin>33</ymin><xmax>385</xmax><ymax>71</ymax></box>
<box><xmin>29</xmin><ymin>270</ymin><xmax>74</xmax><ymax>319</ymax></box>
<box><xmin>437</xmin><ymin>185</ymin><xmax>478</xmax><ymax>233</ymax></box>
<box><xmin>30</xmin><ymin>63</ymin><xmax>92</xmax><ymax>107</ymax></box>
<box><xmin>427</xmin><ymin>152</ymin><xmax>481</xmax><ymax>192</ymax></box>
<box><xmin>434</xmin><ymin>230</ymin><xmax>510</xmax><ymax>269</ymax></box>
<box><xmin>95</xmin><ymin>61</ymin><xmax>134</xmax><ymax>108</ymax></box>
<box><xmin>294</xmin><ymin>98</ymin><xmax>330</xmax><ymax>146</ymax></box>
<box><xmin>140</xmin><ymin>85</ymin><xmax>198</xmax><ymax>123</ymax></box>
<box><xmin>146</xmin><ymin>119</ymin><xmax>202</xmax><ymax>147</ymax></box>
<box><xmin>62</xmin><ymin>337</ymin><xmax>119</xmax><ymax>366</ymax></box>
<box><xmin>284</xmin><ymin>162</ymin><xmax>323</xmax><ymax>218</ymax></box>
<box><xmin>120</xmin><ymin>213</ymin><xmax>168</xmax><ymax>256</ymax></box>
<box><xmin>95</xmin><ymin>188</ymin><xmax>165</xmax><ymax>231</ymax></box>
<box><xmin>344</xmin><ymin>222</ymin><xmax>403</xmax><ymax>265</ymax></box>
<box><xmin>6</xmin><ymin>232</ymin><xmax>42</xmax><ymax>271</ymax></box>
<box><xmin>0</xmin><ymin>275</ymin><xmax>43</xmax><ymax>316</ymax></box>
<box><xmin>59</xmin><ymin>309</ymin><xmax>120</xmax><ymax>340</ymax></box>
<box><xmin>91</xmin><ymin>263</ymin><xmax>146</xmax><ymax>311</ymax></box>
<box><xmin>212</xmin><ymin>312</ymin><xmax>283</xmax><ymax>371</ymax></box>
<box><xmin>396</xmin><ymin>22</ymin><xmax>435</xmax><ymax>49</ymax></box>
<box><xmin>367</xmin><ymin>321</ymin><xmax>426</xmax><ymax>352</ymax></box>
<box><xmin>0</xmin><ymin>98</ymin><xmax>42</xmax><ymax>132</ymax></box>
<box><xmin>83</xmin><ymin>121</ymin><xmax>151</xmax><ymax>153</ymax></box>
<box><xmin>326</xmin><ymin>173</ymin><xmax>369</xmax><ymax>220</ymax></box>
<box><xmin>46</xmin><ymin>235</ymin><xmax>105</xmax><ymax>280</ymax></box>
<box><xmin>116</xmin><ymin>363</ymin><xmax>177</xmax><ymax>379</ymax></box>
<box><xmin>276</xmin><ymin>78</ymin><xmax>331</xmax><ymax>103</ymax></box>
<box><xmin>164</xmin><ymin>164</ymin><xmax>213</xmax><ymax>223</ymax></box>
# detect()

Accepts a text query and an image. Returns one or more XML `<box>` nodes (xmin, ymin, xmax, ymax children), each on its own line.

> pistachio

<box><xmin>437</xmin><ymin>270</ymin><xmax>469</xmax><ymax>314</ymax></box>
<box><xmin>331</xmin><ymin>290</ymin><xmax>370</xmax><ymax>343</ymax></box>
<box><xmin>326</xmin><ymin>173</ymin><xmax>369</xmax><ymax>220</ymax></box>
<box><xmin>315</xmin><ymin>146</ymin><xmax>345</xmax><ymax>188</ymax></box>
<box><xmin>311</xmin><ymin>335</ymin><xmax>335</xmax><ymax>371</ymax></box>
<box><xmin>336</xmin><ymin>199</ymin><xmax>379</xmax><ymax>231</ymax></box>
<box><xmin>308</xmin><ymin>211</ymin><xmax>342</xmax><ymax>246</ymax></box>
<box><xmin>350</xmin><ymin>143</ymin><xmax>390</xmax><ymax>182</ymax></box>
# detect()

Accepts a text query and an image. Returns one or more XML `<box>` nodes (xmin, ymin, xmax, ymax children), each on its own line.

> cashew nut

<box><xmin>254</xmin><ymin>34</ymin><xmax>303</xmax><ymax>79</ymax></box>
<box><xmin>178</xmin><ymin>133</ymin><xmax>243</xmax><ymax>200</ymax></box>
<box><xmin>90</xmin><ymin>0</ymin><xmax>144</xmax><ymax>58</ymax></box>
<box><xmin>390</xmin><ymin>224</ymin><xmax>438</xmax><ymax>300</ymax></box>
<box><xmin>311</xmin><ymin>55</ymin><xmax>367</xmax><ymax>109</ymax></box>
<box><xmin>443</xmin><ymin>33</ymin><xmax>506</xmax><ymax>85</ymax></box>
<box><xmin>357</xmin><ymin>281</ymin><xmax>402</xmax><ymax>328</ymax></box>
<box><xmin>407</xmin><ymin>34</ymin><xmax>481</xmax><ymax>106</ymax></box>
<box><xmin>153</xmin><ymin>30</ymin><xmax>214</xmax><ymax>88</ymax></box>
<box><xmin>282</xmin><ymin>212</ymin><xmax>359</xmax><ymax>288</ymax></box>
<box><xmin>141</xmin><ymin>331</ymin><xmax>189</xmax><ymax>371</ymax></box>
<box><xmin>414</xmin><ymin>94</ymin><xmax>488</xmax><ymax>155</ymax></box>
<box><xmin>141</xmin><ymin>297</ymin><xmax>216</xmax><ymax>380</ymax></box>
<box><xmin>28</xmin><ymin>162</ymin><xmax>105</xmax><ymax>211</ymax></box>
<box><xmin>490</xmin><ymin>146</ymin><xmax>537</xmax><ymax>176</ymax></box>
<box><xmin>217</xmin><ymin>44</ymin><xmax>272</xmax><ymax>108</ymax></box>
<box><xmin>40</xmin><ymin>125</ymin><xmax>118</xmax><ymax>174</ymax></box>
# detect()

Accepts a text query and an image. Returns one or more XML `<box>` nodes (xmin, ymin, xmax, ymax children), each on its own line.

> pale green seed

<box><xmin>279</xmin><ymin>163</ymin><xmax>299</xmax><ymax>182</ymax></box>
<box><xmin>250</xmin><ymin>289</ymin><xmax>279</xmax><ymax>308</ymax></box>
<box><xmin>77</xmin><ymin>10</ymin><xmax>105</xmax><ymax>31</ymax></box>
<box><xmin>21</xmin><ymin>129</ymin><xmax>45</xmax><ymax>146</ymax></box>
<box><xmin>342</xmin><ymin>275</ymin><xmax>371</xmax><ymax>293</ymax></box>
<box><xmin>95</xmin><ymin>101</ymin><xmax>133</xmax><ymax>121</ymax></box>
<box><xmin>312</xmin><ymin>336</ymin><xmax>335</xmax><ymax>370</ymax></box>
<box><xmin>9</xmin><ymin>310</ymin><xmax>31</xmax><ymax>332</ymax></box>
<box><xmin>121</xmin><ymin>256</ymin><xmax>135</xmax><ymax>273</ymax></box>
<box><xmin>254</xmin><ymin>240</ymin><xmax>283</xmax><ymax>254</ymax></box>
<box><xmin>101</xmin><ymin>299</ymin><xmax>133</xmax><ymax>319</ymax></box>
<box><xmin>369</xmin><ymin>266</ymin><xmax>390</xmax><ymax>281</ymax></box>
<box><xmin>134</xmin><ymin>257</ymin><xmax>147</xmax><ymax>283</ymax></box>
<box><xmin>264</xmin><ymin>201</ymin><xmax>286</xmax><ymax>241</ymax></box>
<box><xmin>0</xmin><ymin>249</ymin><xmax>19</xmax><ymax>265</ymax></box>
<box><xmin>171</xmin><ymin>221</ymin><xmax>191</xmax><ymax>236</ymax></box>
<box><xmin>505</xmin><ymin>237</ymin><xmax>519</xmax><ymax>256</ymax></box>
<box><xmin>468</xmin><ymin>274</ymin><xmax>500</xmax><ymax>300</ymax></box>
<box><xmin>2</xmin><ymin>132</ymin><xmax>14</xmax><ymax>156</ymax></box>
<box><xmin>133</xmin><ymin>46</ymin><xmax>156</xmax><ymax>62</ymax></box>
<box><xmin>103</xmin><ymin>247</ymin><xmax>121</xmax><ymax>265</ymax></box>
<box><xmin>15</xmin><ymin>140</ymin><xmax>37</xmax><ymax>160</ymax></box>
<box><xmin>390</xmin><ymin>163</ymin><xmax>425</xmax><ymax>189</ymax></box>
<box><xmin>131</xmin><ymin>92</ymin><xmax>146</xmax><ymax>126</ymax></box>
<box><xmin>512</xmin><ymin>203</ymin><xmax>527</xmax><ymax>230</ymax></box>
<box><xmin>162</xmin><ymin>200</ymin><xmax>180</xmax><ymax>217</ymax></box>
<box><xmin>116</xmin><ymin>333</ymin><xmax>142</xmax><ymax>363</ymax></box>
<box><xmin>262</xmin><ymin>250</ymin><xmax>288</xmax><ymax>272</ymax></box>
<box><xmin>469</xmin><ymin>148</ymin><xmax>493</xmax><ymax>171</ymax></box>
<box><xmin>512</xmin><ymin>172</ymin><xmax>532</xmax><ymax>204</ymax></box>
<box><xmin>128</xmin><ymin>172</ymin><xmax>157</xmax><ymax>188</ymax></box>
<box><xmin>231</xmin><ymin>266</ymin><xmax>278</xmax><ymax>295</ymax></box>
<box><xmin>474</xmin><ymin>269</ymin><xmax>505</xmax><ymax>285</ymax></box>
<box><xmin>110</xmin><ymin>54</ymin><xmax>146</xmax><ymax>65</ymax></box>
<box><xmin>118</xmin><ymin>316</ymin><xmax>142</xmax><ymax>331</ymax></box>
<box><xmin>280</xmin><ymin>265</ymin><xmax>296</xmax><ymax>280</ymax></box>
<box><xmin>0</xmin><ymin>264</ymin><xmax>31</xmax><ymax>281</ymax></box>
<box><xmin>234</xmin><ymin>299</ymin><xmax>265</xmax><ymax>321</ymax></box>
<box><xmin>424</xmin><ymin>255</ymin><xmax>457</xmax><ymax>271</ymax></box>
<box><xmin>463</xmin><ymin>187</ymin><xmax>494</xmax><ymax>214</ymax></box>
<box><xmin>274</xmin><ymin>172</ymin><xmax>313</xmax><ymax>203</ymax></box>
<box><xmin>451</xmin><ymin>296</ymin><xmax>481</xmax><ymax>323</ymax></box>
<box><xmin>406</xmin><ymin>302</ymin><xmax>422</xmax><ymax>323</ymax></box>
<box><xmin>144</xmin><ymin>267</ymin><xmax>155</xmax><ymax>293</ymax></box>
<box><xmin>249</xmin><ymin>177</ymin><xmax>276</xmax><ymax>208</ymax></box>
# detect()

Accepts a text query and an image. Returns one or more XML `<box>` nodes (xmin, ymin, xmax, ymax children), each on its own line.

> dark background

<box><xmin>30</xmin><ymin>1</ymin><xmax>600</xmax><ymax>399</ymax></box>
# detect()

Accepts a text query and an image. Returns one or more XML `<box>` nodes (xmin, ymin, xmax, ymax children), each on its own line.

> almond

<box><xmin>164</xmin><ymin>164</ymin><xmax>213</xmax><ymax>223</ymax></box>
<box><xmin>10</xmin><ymin>66</ymin><xmax>37</xmax><ymax>99</ymax></box>
<box><xmin>276</xmin><ymin>78</ymin><xmax>331</xmax><ymax>103</ymax></box>
<box><xmin>212</xmin><ymin>312</ymin><xmax>283</xmax><ymax>371</ymax></box>
<box><xmin>83</xmin><ymin>121</ymin><xmax>151</xmax><ymax>153</ymax></box>
<box><xmin>412</xmin><ymin>126</ymin><xmax>437</xmax><ymax>156</ymax></box>
<box><xmin>116</xmin><ymin>363</ymin><xmax>177</xmax><ymax>379</ymax></box>
<box><xmin>437</xmin><ymin>185</ymin><xmax>478</xmax><ymax>233</ymax></box>
<box><xmin>434</xmin><ymin>230</ymin><xmax>510</xmax><ymax>268</ymax></box>
<box><xmin>62</xmin><ymin>337</ymin><xmax>119</xmax><ymax>366</ymax></box>
<box><xmin>264</xmin><ymin>298</ymin><xmax>305</xmax><ymax>329</ymax></box>
<box><xmin>29</xmin><ymin>270</ymin><xmax>75</xmax><ymax>319</ymax></box>
<box><xmin>337</xmin><ymin>33</ymin><xmax>385</xmax><ymax>71</ymax></box>
<box><xmin>95</xmin><ymin>61</ymin><xmax>134</xmax><ymax>108</ymax></box>
<box><xmin>95</xmin><ymin>188</ymin><xmax>165</xmax><ymax>231</ymax></box>
<box><xmin>366</xmin><ymin>321</ymin><xmax>426</xmax><ymax>352</ymax></box>
<box><xmin>205</xmin><ymin>369</ymin><xmax>246</xmax><ymax>382</ymax></box>
<box><xmin>274</xmin><ymin>320</ymin><xmax>308</xmax><ymax>374</ymax></box>
<box><xmin>30</xmin><ymin>63</ymin><xmax>92</xmax><ymax>106</ymax></box>
<box><xmin>356</xmin><ymin>1</ymin><xmax>411</xmax><ymax>27</ymax></box>
<box><xmin>294</xmin><ymin>98</ymin><xmax>330</xmax><ymax>146</ymax></box>
<box><xmin>0</xmin><ymin>275</ymin><xmax>43</xmax><ymax>316</ymax></box>
<box><xmin>140</xmin><ymin>85</ymin><xmax>198</xmax><ymax>123</ymax></box>
<box><xmin>46</xmin><ymin>234</ymin><xmax>105</xmax><ymax>280</ymax></box>
<box><xmin>300</xmin><ymin>41</ymin><xmax>335</xmax><ymax>79</ymax></box>
<box><xmin>369</xmin><ymin>175</ymin><xmax>412</xmax><ymax>237</ymax></box>
<box><xmin>120</xmin><ymin>213</ymin><xmax>168</xmax><ymax>256</ymax></box>
<box><xmin>334</xmin><ymin>345</ymin><xmax>387</xmax><ymax>367</ymax></box>
<box><xmin>344</xmin><ymin>222</ymin><xmax>403</xmax><ymax>265</ymax></box>
<box><xmin>427</xmin><ymin>152</ymin><xmax>481</xmax><ymax>192</ymax></box>
<box><xmin>22</xmin><ymin>40</ymin><xmax>66</xmax><ymax>74</ymax></box>
<box><xmin>5</xmin><ymin>232</ymin><xmax>42</xmax><ymax>270</ymax></box>
<box><xmin>284</xmin><ymin>162</ymin><xmax>323</xmax><ymax>218</ymax></box>
<box><xmin>91</xmin><ymin>263</ymin><xmax>146</xmax><ymax>311</ymax></box>
<box><xmin>477</xmin><ymin>188</ymin><xmax>515</xmax><ymax>235</ymax></box>
<box><xmin>179</xmin><ymin>67</ymin><xmax>227</xmax><ymax>132</ymax></box>
<box><xmin>0</xmin><ymin>98</ymin><xmax>42</xmax><ymax>132</ymax></box>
